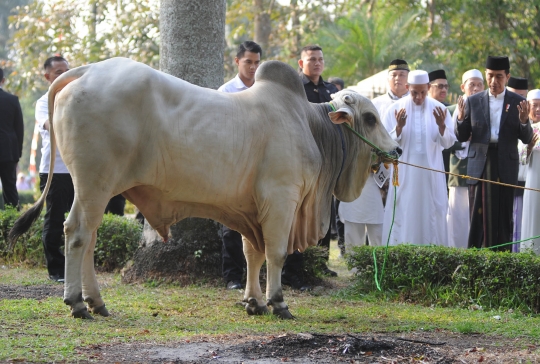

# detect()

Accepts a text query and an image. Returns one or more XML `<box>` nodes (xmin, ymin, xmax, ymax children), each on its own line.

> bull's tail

<box><xmin>8</xmin><ymin>65</ymin><xmax>91</xmax><ymax>248</ymax></box>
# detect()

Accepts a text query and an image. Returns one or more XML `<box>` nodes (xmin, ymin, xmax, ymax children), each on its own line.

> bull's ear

<box><xmin>329</xmin><ymin>107</ymin><xmax>354</xmax><ymax>127</ymax></box>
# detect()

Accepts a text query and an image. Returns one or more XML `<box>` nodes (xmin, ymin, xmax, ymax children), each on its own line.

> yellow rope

<box><xmin>393</xmin><ymin>160</ymin><xmax>540</xmax><ymax>193</ymax></box>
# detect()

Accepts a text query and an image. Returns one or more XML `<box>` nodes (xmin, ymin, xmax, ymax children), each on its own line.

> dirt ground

<box><xmin>2</xmin><ymin>284</ymin><xmax>540</xmax><ymax>363</ymax></box>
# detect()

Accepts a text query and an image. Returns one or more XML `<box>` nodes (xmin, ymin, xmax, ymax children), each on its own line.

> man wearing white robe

<box><xmin>447</xmin><ymin>69</ymin><xmax>485</xmax><ymax>248</ymax></box>
<box><xmin>339</xmin><ymin>59</ymin><xmax>410</xmax><ymax>251</ymax></box>
<box><xmin>382</xmin><ymin>70</ymin><xmax>456</xmax><ymax>246</ymax></box>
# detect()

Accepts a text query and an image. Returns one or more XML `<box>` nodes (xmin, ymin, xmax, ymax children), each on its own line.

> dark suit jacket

<box><xmin>0</xmin><ymin>88</ymin><xmax>24</xmax><ymax>163</ymax></box>
<box><xmin>455</xmin><ymin>89</ymin><xmax>532</xmax><ymax>185</ymax></box>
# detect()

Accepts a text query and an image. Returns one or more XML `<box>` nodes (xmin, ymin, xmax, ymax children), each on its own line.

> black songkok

<box><xmin>486</xmin><ymin>56</ymin><xmax>510</xmax><ymax>71</ymax></box>
<box><xmin>428</xmin><ymin>69</ymin><xmax>447</xmax><ymax>82</ymax></box>
<box><xmin>507</xmin><ymin>77</ymin><xmax>528</xmax><ymax>90</ymax></box>
<box><xmin>388</xmin><ymin>59</ymin><xmax>409</xmax><ymax>72</ymax></box>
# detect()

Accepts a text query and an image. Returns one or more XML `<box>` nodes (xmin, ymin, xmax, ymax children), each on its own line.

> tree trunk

<box><xmin>159</xmin><ymin>0</ymin><xmax>225</xmax><ymax>89</ymax></box>
<box><xmin>122</xmin><ymin>0</ymin><xmax>226</xmax><ymax>284</ymax></box>
<box><xmin>427</xmin><ymin>0</ymin><xmax>435</xmax><ymax>36</ymax></box>
<box><xmin>289</xmin><ymin>0</ymin><xmax>301</xmax><ymax>59</ymax></box>
<box><xmin>253</xmin><ymin>0</ymin><xmax>272</xmax><ymax>52</ymax></box>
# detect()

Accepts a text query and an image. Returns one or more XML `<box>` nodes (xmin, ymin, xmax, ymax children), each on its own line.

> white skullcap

<box><xmin>462</xmin><ymin>69</ymin><xmax>483</xmax><ymax>83</ymax></box>
<box><xmin>407</xmin><ymin>70</ymin><xmax>429</xmax><ymax>85</ymax></box>
<box><xmin>527</xmin><ymin>89</ymin><xmax>540</xmax><ymax>101</ymax></box>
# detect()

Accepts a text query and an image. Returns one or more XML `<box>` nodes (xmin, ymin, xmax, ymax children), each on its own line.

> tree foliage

<box><xmin>313</xmin><ymin>7</ymin><xmax>424</xmax><ymax>86</ymax></box>
<box><xmin>7</xmin><ymin>0</ymin><xmax>159</xmax><ymax>94</ymax></box>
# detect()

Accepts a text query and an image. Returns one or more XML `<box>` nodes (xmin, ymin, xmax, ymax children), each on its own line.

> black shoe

<box><xmin>226</xmin><ymin>280</ymin><xmax>242</xmax><ymax>290</ymax></box>
<box><xmin>281</xmin><ymin>274</ymin><xmax>311</xmax><ymax>291</ymax></box>
<box><xmin>321</xmin><ymin>267</ymin><xmax>338</xmax><ymax>277</ymax></box>
<box><xmin>49</xmin><ymin>274</ymin><xmax>65</xmax><ymax>283</ymax></box>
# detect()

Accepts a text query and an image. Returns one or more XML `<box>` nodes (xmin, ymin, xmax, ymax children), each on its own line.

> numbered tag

<box><xmin>373</xmin><ymin>162</ymin><xmax>390</xmax><ymax>188</ymax></box>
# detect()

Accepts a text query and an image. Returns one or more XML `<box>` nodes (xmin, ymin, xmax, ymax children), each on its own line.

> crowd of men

<box><xmin>340</xmin><ymin>56</ymin><xmax>540</xmax><ymax>263</ymax></box>
<box><xmin>216</xmin><ymin>42</ymin><xmax>540</xmax><ymax>292</ymax></box>
<box><xmin>2</xmin><ymin>41</ymin><xmax>539</xmax><ymax>290</ymax></box>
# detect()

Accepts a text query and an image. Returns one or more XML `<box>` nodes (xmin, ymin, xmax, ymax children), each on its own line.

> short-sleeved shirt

<box><xmin>300</xmin><ymin>73</ymin><xmax>339</xmax><ymax>104</ymax></box>
<box><xmin>35</xmin><ymin>92</ymin><xmax>69</xmax><ymax>174</ymax></box>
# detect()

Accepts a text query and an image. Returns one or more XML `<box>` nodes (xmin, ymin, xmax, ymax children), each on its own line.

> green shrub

<box><xmin>95</xmin><ymin>213</ymin><xmax>142</xmax><ymax>271</ymax></box>
<box><xmin>18</xmin><ymin>190</ymin><xmax>37</xmax><ymax>206</ymax></box>
<box><xmin>303</xmin><ymin>245</ymin><xmax>330</xmax><ymax>281</ymax></box>
<box><xmin>0</xmin><ymin>208</ymin><xmax>142</xmax><ymax>272</ymax></box>
<box><xmin>347</xmin><ymin>245</ymin><xmax>540</xmax><ymax>313</ymax></box>
<box><xmin>0</xmin><ymin>206</ymin><xmax>45</xmax><ymax>266</ymax></box>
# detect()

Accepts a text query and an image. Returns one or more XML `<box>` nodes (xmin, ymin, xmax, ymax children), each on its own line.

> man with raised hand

<box><xmin>456</xmin><ymin>56</ymin><xmax>533</xmax><ymax>250</ymax></box>
<box><xmin>447</xmin><ymin>69</ymin><xmax>484</xmax><ymax>248</ymax></box>
<box><xmin>382</xmin><ymin>70</ymin><xmax>456</xmax><ymax>246</ymax></box>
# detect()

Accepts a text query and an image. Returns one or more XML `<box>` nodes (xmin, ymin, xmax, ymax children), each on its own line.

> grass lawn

<box><xmin>2</xmin><ymin>241</ymin><xmax>540</xmax><ymax>361</ymax></box>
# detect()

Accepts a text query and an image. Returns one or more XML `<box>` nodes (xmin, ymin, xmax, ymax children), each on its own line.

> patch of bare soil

<box><xmin>0</xmin><ymin>283</ymin><xmax>63</xmax><ymax>300</ymax></box>
<box><xmin>76</xmin><ymin>332</ymin><xmax>539</xmax><ymax>363</ymax></box>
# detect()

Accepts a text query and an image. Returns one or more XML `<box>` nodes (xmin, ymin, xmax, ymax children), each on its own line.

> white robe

<box><xmin>447</xmin><ymin>110</ymin><xmax>470</xmax><ymax>248</ymax></box>
<box><xmin>372</xmin><ymin>91</ymin><xmax>408</xmax><ymax>121</ymax></box>
<box><xmin>520</xmin><ymin>123</ymin><xmax>540</xmax><ymax>253</ymax></box>
<box><xmin>382</xmin><ymin>96</ymin><xmax>456</xmax><ymax>246</ymax></box>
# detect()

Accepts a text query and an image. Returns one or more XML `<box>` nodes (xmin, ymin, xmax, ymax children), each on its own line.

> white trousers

<box><xmin>344</xmin><ymin>221</ymin><xmax>383</xmax><ymax>253</ymax></box>
<box><xmin>446</xmin><ymin>186</ymin><xmax>469</xmax><ymax>248</ymax></box>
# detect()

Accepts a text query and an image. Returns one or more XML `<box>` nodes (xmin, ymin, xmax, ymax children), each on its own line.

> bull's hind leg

<box><xmin>81</xmin><ymin>230</ymin><xmax>109</xmax><ymax>317</ymax></box>
<box><xmin>243</xmin><ymin>237</ymin><xmax>269</xmax><ymax>315</ymax></box>
<box><xmin>63</xmin><ymin>198</ymin><xmax>107</xmax><ymax>319</ymax></box>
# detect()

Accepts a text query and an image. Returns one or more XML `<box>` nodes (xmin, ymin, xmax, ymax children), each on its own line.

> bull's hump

<box><xmin>255</xmin><ymin>61</ymin><xmax>306</xmax><ymax>96</ymax></box>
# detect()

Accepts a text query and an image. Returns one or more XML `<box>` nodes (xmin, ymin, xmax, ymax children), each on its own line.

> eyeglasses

<box><xmin>431</xmin><ymin>83</ymin><xmax>449</xmax><ymax>90</ymax></box>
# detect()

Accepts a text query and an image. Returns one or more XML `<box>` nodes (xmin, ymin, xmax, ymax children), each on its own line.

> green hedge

<box><xmin>0</xmin><ymin>207</ymin><xmax>142</xmax><ymax>272</ymax></box>
<box><xmin>0</xmin><ymin>190</ymin><xmax>37</xmax><ymax>209</ymax></box>
<box><xmin>347</xmin><ymin>245</ymin><xmax>540</xmax><ymax>313</ymax></box>
<box><xmin>18</xmin><ymin>190</ymin><xmax>37</xmax><ymax>206</ymax></box>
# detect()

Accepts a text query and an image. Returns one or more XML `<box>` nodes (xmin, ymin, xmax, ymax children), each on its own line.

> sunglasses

<box><xmin>431</xmin><ymin>83</ymin><xmax>449</xmax><ymax>90</ymax></box>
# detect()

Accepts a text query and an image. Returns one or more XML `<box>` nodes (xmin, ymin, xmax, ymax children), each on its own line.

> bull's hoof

<box><xmin>71</xmin><ymin>307</ymin><xmax>94</xmax><ymax>319</ymax></box>
<box><xmin>272</xmin><ymin>306</ymin><xmax>294</xmax><ymax>319</ymax></box>
<box><xmin>91</xmin><ymin>304</ymin><xmax>110</xmax><ymax>317</ymax></box>
<box><xmin>244</xmin><ymin>297</ymin><xmax>269</xmax><ymax>316</ymax></box>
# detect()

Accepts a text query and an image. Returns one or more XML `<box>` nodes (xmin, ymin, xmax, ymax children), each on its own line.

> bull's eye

<box><xmin>364</xmin><ymin>113</ymin><xmax>377</xmax><ymax>126</ymax></box>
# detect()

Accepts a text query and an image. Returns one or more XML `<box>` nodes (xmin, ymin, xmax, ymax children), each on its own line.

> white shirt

<box><xmin>371</xmin><ymin>90</ymin><xmax>409</xmax><ymax>121</ymax></box>
<box><xmin>218</xmin><ymin>74</ymin><xmax>249</xmax><ymax>93</ymax></box>
<box><xmin>488</xmin><ymin>89</ymin><xmax>506</xmax><ymax>142</ymax></box>
<box><xmin>36</xmin><ymin>92</ymin><xmax>70</xmax><ymax>174</ymax></box>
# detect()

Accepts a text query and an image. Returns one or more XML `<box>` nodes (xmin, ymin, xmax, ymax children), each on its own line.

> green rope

<box><xmin>478</xmin><ymin>235</ymin><xmax>540</xmax><ymax>250</ymax></box>
<box><xmin>373</xmin><ymin>184</ymin><xmax>397</xmax><ymax>291</ymax></box>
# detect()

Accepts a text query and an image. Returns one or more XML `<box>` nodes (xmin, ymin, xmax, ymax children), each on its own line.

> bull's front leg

<box><xmin>265</xmin><ymin>244</ymin><xmax>293</xmax><ymax>319</ymax></box>
<box><xmin>243</xmin><ymin>237</ymin><xmax>269</xmax><ymax>315</ymax></box>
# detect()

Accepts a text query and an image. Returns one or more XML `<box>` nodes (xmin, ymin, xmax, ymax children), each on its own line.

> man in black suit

<box><xmin>281</xmin><ymin>45</ymin><xmax>339</xmax><ymax>291</ymax></box>
<box><xmin>0</xmin><ymin>67</ymin><xmax>24</xmax><ymax>209</ymax></box>
<box><xmin>455</xmin><ymin>56</ymin><xmax>533</xmax><ymax>250</ymax></box>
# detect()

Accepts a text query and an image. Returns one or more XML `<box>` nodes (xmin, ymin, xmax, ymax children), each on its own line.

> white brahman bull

<box><xmin>10</xmin><ymin>58</ymin><xmax>399</xmax><ymax>319</ymax></box>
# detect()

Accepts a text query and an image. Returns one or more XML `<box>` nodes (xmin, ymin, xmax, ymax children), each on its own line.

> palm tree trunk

<box><xmin>123</xmin><ymin>1</ymin><xmax>227</xmax><ymax>284</ymax></box>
